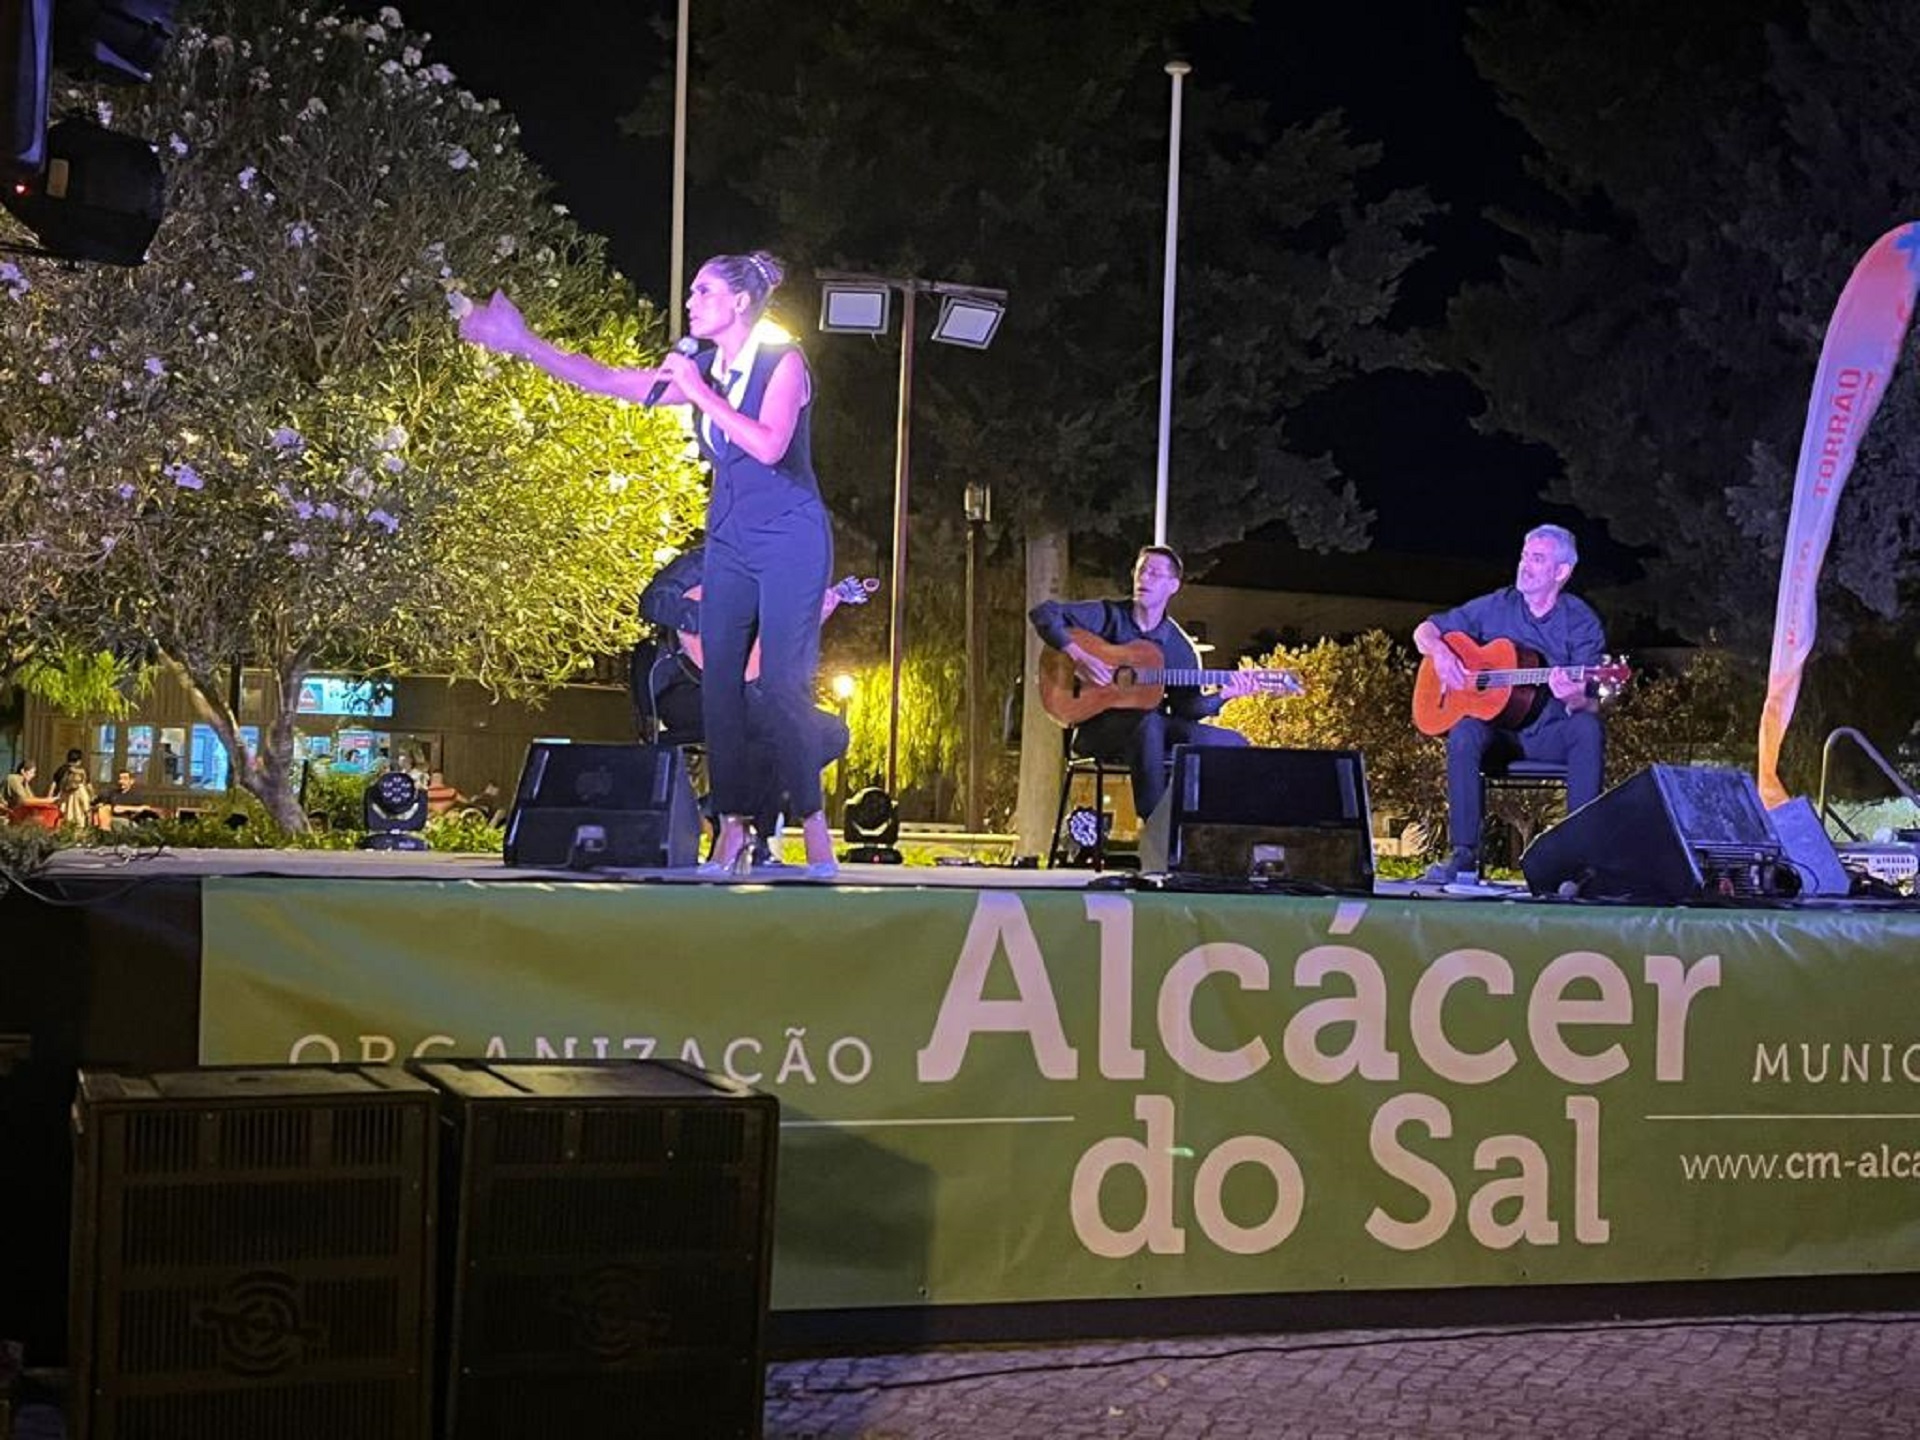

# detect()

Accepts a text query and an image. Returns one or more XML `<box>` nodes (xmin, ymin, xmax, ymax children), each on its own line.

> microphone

<box><xmin>644</xmin><ymin>336</ymin><xmax>702</xmax><ymax>406</ymax></box>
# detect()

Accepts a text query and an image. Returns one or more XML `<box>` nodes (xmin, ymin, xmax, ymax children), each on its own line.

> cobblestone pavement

<box><xmin>762</xmin><ymin>1313</ymin><xmax>1920</xmax><ymax>1439</ymax></box>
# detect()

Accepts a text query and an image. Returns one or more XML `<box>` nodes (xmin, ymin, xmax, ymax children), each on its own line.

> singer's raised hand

<box><xmin>458</xmin><ymin>290</ymin><xmax>530</xmax><ymax>357</ymax></box>
<box><xmin>659</xmin><ymin>347</ymin><xmax>708</xmax><ymax>396</ymax></box>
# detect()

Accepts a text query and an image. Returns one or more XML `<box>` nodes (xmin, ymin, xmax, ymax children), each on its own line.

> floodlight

<box><xmin>842</xmin><ymin>784</ymin><xmax>902</xmax><ymax>864</ymax></box>
<box><xmin>818</xmin><ymin>282</ymin><xmax>891</xmax><ymax>335</ymax></box>
<box><xmin>930</xmin><ymin>294</ymin><xmax>1004</xmax><ymax>349</ymax></box>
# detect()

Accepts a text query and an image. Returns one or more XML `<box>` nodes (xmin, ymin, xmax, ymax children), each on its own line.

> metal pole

<box><xmin>1153</xmin><ymin>59</ymin><xmax>1191</xmax><ymax>547</ymax></box>
<box><xmin>964</xmin><ymin>503</ymin><xmax>984</xmax><ymax>831</ymax></box>
<box><xmin>668</xmin><ymin>0</ymin><xmax>690</xmax><ymax>341</ymax></box>
<box><xmin>886</xmin><ymin>284</ymin><xmax>917</xmax><ymax>797</ymax></box>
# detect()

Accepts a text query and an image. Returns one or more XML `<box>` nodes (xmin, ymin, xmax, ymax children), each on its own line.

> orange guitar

<box><xmin>1038</xmin><ymin>628</ymin><xmax>1302</xmax><ymax>728</ymax></box>
<box><xmin>677</xmin><ymin>574</ymin><xmax>878</xmax><ymax>680</ymax></box>
<box><xmin>1412</xmin><ymin>632</ymin><xmax>1631</xmax><ymax>736</ymax></box>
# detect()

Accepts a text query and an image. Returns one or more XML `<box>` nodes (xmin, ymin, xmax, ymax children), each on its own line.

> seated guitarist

<box><xmin>636</xmin><ymin>544</ymin><xmax>851</xmax><ymax>866</ymax></box>
<box><xmin>1412</xmin><ymin>524</ymin><xmax>1606</xmax><ymax>883</ymax></box>
<box><xmin>1030</xmin><ymin>544</ymin><xmax>1259</xmax><ymax>821</ymax></box>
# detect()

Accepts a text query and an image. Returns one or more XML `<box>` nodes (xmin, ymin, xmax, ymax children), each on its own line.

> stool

<box><xmin>1048</xmin><ymin>728</ymin><xmax>1130</xmax><ymax>870</ymax></box>
<box><xmin>1479</xmin><ymin>758</ymin><xmax>1569</xmax><ymax>866</ymax></box>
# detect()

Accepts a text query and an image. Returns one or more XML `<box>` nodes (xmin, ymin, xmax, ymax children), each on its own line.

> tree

<box><xmin>1452</xmin><ymin>0</ymin><xmax>1920</xmax><ymax>678</ymax></box>
<box><xmin>0</xmin><ymin>0</ymin><xmax>706</xmax><ymax>829</ymax></box>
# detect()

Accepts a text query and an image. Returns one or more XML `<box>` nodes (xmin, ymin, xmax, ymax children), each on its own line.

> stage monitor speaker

<box><xmin>503</xmin><ymin>742</ymin><xmax>701</xmax><ymax>870</ymax></box>
<box><xmin>410</xmin><ymin>1059</ymin><xmax>778</xmax><ymax>1440</ymax></box>
<box><xmin>69</xmin><ymin>1064</ymin><xmax>438</xmax><ymax>1440</ymax></box>
<box><xmin>1140</xmin><ymin>745</ymin><xmax>1374</xmax><ymax>892</ymax></box>
<box><xmin>1521</xmin><ymin>763</ymin><xmax>1784</xmax><ymax>901</ymax></box>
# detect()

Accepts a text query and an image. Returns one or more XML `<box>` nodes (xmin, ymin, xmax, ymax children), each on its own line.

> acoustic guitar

<box><xmin>1411</xmin><ymin>632</ymin><xmax>1631</xmax><ymax>737</ymax></box>
<box><xmin>1038</xmin><ymin>628</ymin><xmax>1302</xmax><ymax>728</ymax></box>
<box><xmin>677</xmin><ymin>574</ymin><xmax>878</xmax><ymax>680</ymax></box>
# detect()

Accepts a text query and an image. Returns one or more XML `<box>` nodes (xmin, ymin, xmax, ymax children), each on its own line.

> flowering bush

<box><xmin>0</xmin><ymin>1</ymin><xmax>705</xmax><ymax>829</ymax></box>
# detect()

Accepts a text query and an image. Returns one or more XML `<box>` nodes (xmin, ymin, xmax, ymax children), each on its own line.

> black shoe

<box><xmin>1422</xmin><ymin>848</ymin><xmax>1478</xmax><ymax>885</ymax></box>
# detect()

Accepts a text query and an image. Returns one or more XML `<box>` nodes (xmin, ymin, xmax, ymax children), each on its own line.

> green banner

<box><xmin>202</xmin><ymin>879</ymin><xmax>1920</xmax><ymax>1308</ymax></box>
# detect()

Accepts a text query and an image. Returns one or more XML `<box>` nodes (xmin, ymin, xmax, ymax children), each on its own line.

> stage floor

<box><xmin>31</xmin><ymin>842</ymin><xmax>1537</xmax><ymax>898</ymax></box>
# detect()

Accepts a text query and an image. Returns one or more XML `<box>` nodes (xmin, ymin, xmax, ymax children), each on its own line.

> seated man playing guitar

<box><xmin>1030</xmin><ymin>544</ymin><xmax>1263</xmax><ymax>822</ymax></box>
<box><xmin>1411</xmin><ymin>523</ymin><xmax>1608</xmax><ymax>883</ymax></box>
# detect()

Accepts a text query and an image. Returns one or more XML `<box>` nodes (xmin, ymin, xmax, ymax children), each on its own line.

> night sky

<box><xmin>353</xmin><ymin>0</ymin><xmax>1591</xmax><ymax>571</ymax></box>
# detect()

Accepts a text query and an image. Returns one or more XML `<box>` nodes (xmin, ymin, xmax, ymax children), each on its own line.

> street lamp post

<box><xmin>963</xmin><ymin>480</ymin><xmax>992</xmax><ymax>831</ymax></box>
<box><xmin>1154</xmin><ymin>58</ymin><xmax>1191</xmax><ymax>547</ymax></box>
<box><xmin>817</xmin><ymin>270</ymin><xmax>1007</xmax><ymax>799</ymax></box>
<box><xmin>668</xmin><ymin>0</ymin><xmax>690</xmax><ymax>340</ymax></box>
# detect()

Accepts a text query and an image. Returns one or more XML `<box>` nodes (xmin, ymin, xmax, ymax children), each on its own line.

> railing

<box><xmin>1816</xmin><ymin>727</ymin><xmax>1920</xmax><ymax>840</ymax></box>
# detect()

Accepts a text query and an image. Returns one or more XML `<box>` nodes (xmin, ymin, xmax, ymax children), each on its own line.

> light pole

<box><xmin>963</xmin><ymin>480</ymin><xmax>992</xmax><ymax>831</ymax></box>
<box><xmin>830</xmin><ymin>671</ymin><xmax>855</xmax><ymax>822</ymax></box>
<box><xmin>1154</xmin><ymin>58</ymin><xmax>1191</xmax><ymax>547</ymax></box>
<box><xmin>668</xmin><ymin>0</ymin><xmax>690</xmax><ymax>340</ymax></box>
<box><xmin>816</xmin><ymin>270</ymin><xmax>1007</xmax><ymax>798</ymax></box>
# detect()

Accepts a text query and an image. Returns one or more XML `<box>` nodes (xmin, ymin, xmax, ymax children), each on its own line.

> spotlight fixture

<box><xmin>930</xmin><ymin>293</ymin><xmax>1004</xmax><ymax>350</ymax></box>
<box><xmin>818</xmin><ymin>281</ymin><xmax>891</xmax><ymax>335</ymax></box>
<box><xmin>360</xmin><ymin>769</ymin><xmax>428</xmax><ymax>851</ymax></box>
<box><xmin>842</xmin><ymin>784</ymin><xmax>902</xmax><ymax>864</ymax></box>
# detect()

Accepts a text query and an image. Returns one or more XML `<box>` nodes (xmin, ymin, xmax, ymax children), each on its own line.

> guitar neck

<box><xmin>1141</xmin><ymin>668</ymin><xmax>1277</xmax><ymax>687</ymax></box>
<box><xmin>1475</xmin><ymin>664</ymin><xmax>1605</xmax><ymax>686</ymax></box>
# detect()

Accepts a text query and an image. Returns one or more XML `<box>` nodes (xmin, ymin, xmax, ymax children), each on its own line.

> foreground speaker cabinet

<box><xmin>502</xmin><ymin>742</ymin><xmax>702</xmax><ymax>870</ymax></box>
<box><xmin>69</xmin><ymin>1065</ymin><xmax>438</xmax><ymax>1440</ymax></box>
<box><xmin>1140</xmin><ymin>745</ymin><xmax>1375</xmax><ymax>892</ymax></box>
<box><xmin>1521</xmin><ymin>763</ymin><xmax>1784</xmax><ymax>901</ymax></box>
<box><xmin>411</xmin><ymin>1059</ymin><xmax>778</xmax><ymax>1440</ymax></box>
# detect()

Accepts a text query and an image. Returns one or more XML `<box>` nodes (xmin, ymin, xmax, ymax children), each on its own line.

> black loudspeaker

<box><xmin>410</xmin><ymin>1059</ymin><xmax>778</xmax><ymax>1440</ymax></box>
<box><xmin>503</xmin><ymin>742</ymin><xmax>701</xmax><ymax>869</ymax></box>
<box><xmin>1140</xmin><ymin>745</ymin><xmax>1374</xmax><ymax>892</ymax></box>
<box><xmin>69</xmin><ymin>1065</ymin><xmax>438</xmax><ymax>1440</ymax></box>
<box><xmin>1521</xmin><ymin>764</ymin><xmax>1784</xmax><ymax>901</ymax></box>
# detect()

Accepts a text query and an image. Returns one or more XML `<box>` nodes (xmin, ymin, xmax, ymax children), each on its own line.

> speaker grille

<box><xmin>71</xmin><ymin>1066</ymin><xmax>436</xmax><ymax>1440</ymax></box>
<box><xmin>413</xmin><ymin>1060</ymin><xmax>777</xmax><ymax>1440</ymax></box>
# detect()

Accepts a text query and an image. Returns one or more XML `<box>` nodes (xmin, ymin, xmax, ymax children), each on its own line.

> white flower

<box><xmin>270</xmin><ymin>425</ymin><xmax>303</xmax><ymax>450</ymax></box>
<box><xmin>402</xmin><ymin>46</ymin><xmax>420</xmax><ymax>66</ymax></box>
<box><xmin>237</xmin><ymin>165</ymin><xmax>257</xmax><ymax>191</ymax></box>
<box><xmin>447</xmin><ymin>146</ymin><xmax>472</xmax><ymax>171</ymax></box>
<box><xmin>95</xmin><ymin>99</ymin><xmax>113</xmax><ymax>126</ymax></box>
<box><xmin>0</xmin><ymin>261</ymin><xmax>27</xmax><ymax>299</ymax></box>
<box><xmin>446</xmin><ymin>290</ymin><xmax>473</xmax><ymax>320</ymax></box>
<box><xmin>368</xmin><ymin>508</ymin><xmax>400</xmax><ymax>533</ymax></box>
<box><xmin>379</xmin><ymin>5</ymin><xmax>402</xmax><ymax>27</ymax></box>
<box><xmin>237</xmin><ymin>268</ymin><xmax>255</xmax><ymax>282</ymax></box>
<box><xmin>297</xmin><ymin>96</ymin><xmax>328</xmax><ymax>121</ymax></box>
<box><xmin>144</xmin><ymin>356</ymin><xmax>165</xmax><ymax>376</ymax></box>
<box><xmin>317</xmin><ymin>501</ymin><xmax>339</xmax><ymax>520</ymax></box>
<box><xmin>381</xmin><ymin>453</ymin><xmax>405</xmax><ymax>474</ymax></box>
<box><xmin>116</xmin><ymin>483</ymin><xmax>135</xmax><ymax>500</ymax></box>
<box><xmin>423</xmin><ymin>62</ymin><xmax>452</xmax><ymax>85</ymax></box>
<box><xmin>289</xmin><ymin>540</ymin><xmax>310</xmax><ymax>557</ymax></box>
<box><xmin>287</xmin><ymin>220</ymin><xmax>316</xmax><ymax>248</ymax></box>
<box><xmin>168</xmin><ymin>133</ymin><xmax>188</xmax><ymax>156</ymax></box>
<box><xmin>375</xmin><ymin>424</ymin><xmax>408</xmax><ymax>451</ymax></box>
<box><xmin>551</xmin><ymin>203</ymin><xmax>569</xmax><ymax>217</ymax></box>
<box><xmin>167</xmin><ymin>462</ymin><xmax>204</xmax><ymax>490</ymax></box>
<box><xmin>363</xmin><ymin>22</ymin><xmax>387</xmax><ymax>43</ymax></box>
<box><xmin>380</xmin><ymin>59</ymin><xmax>400</xmax><ymax>76</ymax></box>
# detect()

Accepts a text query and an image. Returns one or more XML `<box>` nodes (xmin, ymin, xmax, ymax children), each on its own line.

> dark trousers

<box><xmin>700</xmin><ymin>504</ymin><xmax>832</xmax><ymax>818</ymax></box>
<box><xmin>1073</xmin><ymin>709</ymin><xmax>1249</xmax><ymax>821</ymax></box>
<box><xmin>1445</xmin><ymin>707</ymin><xmax>1604</xmax><ymax>855</ymax></box>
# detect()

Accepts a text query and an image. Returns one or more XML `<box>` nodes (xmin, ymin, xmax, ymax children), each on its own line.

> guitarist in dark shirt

<box><xmin>1412</xmin><ymin>524</ymin><xmax>1607</xmax><ymax>883</ymax></box>
<box><xmin>1030</xmin><ymin>545</ymin><xmax>1260</xmax><ymax>820</ymax></box>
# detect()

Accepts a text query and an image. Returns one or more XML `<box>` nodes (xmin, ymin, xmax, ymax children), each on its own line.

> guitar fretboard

<box><xmin>1137</xmin><ymin>669</ymin><xmax>1288</xmax><ymax>687</ymax></box>
<box><xmin>1471</xmin><ymin>665</ymin><xmax>1607</xmax><ymax>688</ymax></box>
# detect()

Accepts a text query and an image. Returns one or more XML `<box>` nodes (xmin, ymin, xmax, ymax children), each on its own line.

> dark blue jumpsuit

<box><xmin>694</xmin><ymin>340</ymin><xmax>833</xmax><ymax>820</ymax></box>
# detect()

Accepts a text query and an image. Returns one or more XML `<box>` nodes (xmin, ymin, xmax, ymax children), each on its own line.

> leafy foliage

<box><xmin>0</xmin><ymin>0</ymin><xmax>707</xmax><ymax>828</ymax></box>
<box><xmin>1453</xmin><ymin>0</ymin><xmax>1920</xmax><ymax>664</ymax></box>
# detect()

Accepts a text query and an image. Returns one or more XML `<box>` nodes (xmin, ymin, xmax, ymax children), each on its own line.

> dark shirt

<box><xmin>639</xmin><ymin>548</ymin><xmax>705</xmax><ymax>635</ymax></box>
<box><xmin>1028</xmin><ymin>596</ymin><xmax>1223</xmax><ymax>720</ymax></box>
<box><xmin>1424</xmin><ymin>586</ymin><xmax>1606</xmax><ymax>670</ymax></box>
